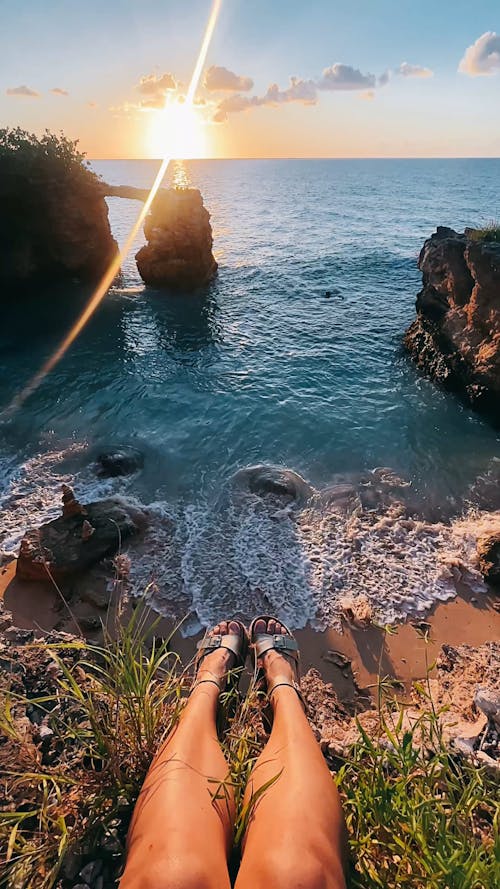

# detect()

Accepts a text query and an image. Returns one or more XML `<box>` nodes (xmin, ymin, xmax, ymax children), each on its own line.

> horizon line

<box><xmin>89</xmin><ymin>155</ymin><xmax>500</xmax><ymax>162</ymax></box>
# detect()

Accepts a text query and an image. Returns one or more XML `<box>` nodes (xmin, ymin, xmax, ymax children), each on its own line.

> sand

<box><xmin>2</xmin><ymin>557</ymin><xmax>499</xmax><ymax>705</ymax></box>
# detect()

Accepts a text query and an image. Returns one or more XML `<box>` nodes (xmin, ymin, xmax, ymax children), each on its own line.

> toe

<box><xmin>212</xmin><ymin>624</ymin><xmax>220</xmax><ymax>636</ymax></box>
<box><xmin>254</xmin><ymin>618</ymin><xmax>266</xmax><ymax>635</ymax></box>
<box><xmin>268</xmin><ymin>618</ymin><xmax>276</xmax><ymax>635</ymax></box>
<box><xmin>229</xmin><ymin>619</ymin><xmax>242</xmax><ymax>637</ymax></box>
<box><xmin>219</xmin><ymin>620</ymin><xmax>228</xmax><ymax>635</ymax></box>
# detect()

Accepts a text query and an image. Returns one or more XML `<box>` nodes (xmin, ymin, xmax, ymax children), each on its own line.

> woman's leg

<box><xmin>120</xmin><ymin>621</ymin><xmax>242</xmax><ymax>889</ymax></box>
<box><xmin>236</xmin><ymin>619</ymin><xmax>347</xmax><ymax>889</ymax></box>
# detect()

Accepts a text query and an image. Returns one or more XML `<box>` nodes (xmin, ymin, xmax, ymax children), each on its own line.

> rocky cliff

<box><xmin>404</xmin><ymin>227</ymin><xmax>500</xmax><ymax>419</ymax></box>
<box><xmin>136</xmin><ymin>188</ymin><xmax>217</xmax><ymax>290</ymax></box>
<box><xmin>0</xmin><ymin>128</ymin><xmax>118</xmax><ymax>284</ymax></box>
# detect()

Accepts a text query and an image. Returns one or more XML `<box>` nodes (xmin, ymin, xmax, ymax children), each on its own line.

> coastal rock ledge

<box><xmin>404</xmin><ymin>226</ymin><xmax>500</xmax><ymax>418</ymax></box>
<box><xmin>136</xmin><ymin>188</ymin><xmax>217</xmax><ymax>290</ymax></box>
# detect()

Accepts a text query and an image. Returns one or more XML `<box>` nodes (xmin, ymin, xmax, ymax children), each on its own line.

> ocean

<box><xmin>1</xmin><ymin>158</ymin><xmax>499</xmax><ymax>633</ymax></box>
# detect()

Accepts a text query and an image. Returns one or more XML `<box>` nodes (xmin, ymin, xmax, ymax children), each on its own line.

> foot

<box><xmin>253</xmin><ymin>617</ymin><xmax>300</xmax><ymax>707</ymax></box>
<box><xmin>195</xmin><ymin>620</ymin><xmax>245</xmax><ymax>691</ymax></box>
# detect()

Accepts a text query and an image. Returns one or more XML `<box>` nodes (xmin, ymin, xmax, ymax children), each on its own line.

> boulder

<box><xmin>477</xmin><ymin>532</ymin><xmax>500</xmax><ymax>585</ymax></box>
<box><xmin>404</xmin><ymin>227</ymin><xmax>500</xmax><ymax>420</ymax></box>
<box><xmin>16</xmin><ymin>488</ymin><xmax>145</xmax><ymax>582</ymax></box>
<box><xmin>135</xmin><ymin>188</ymin><xmax>217</xmax><ymax>290</ymax></box>
<box><xmin>95</xmin><ymin>447</ymin><xmax>144</xmax><ymax>478</ymax></box>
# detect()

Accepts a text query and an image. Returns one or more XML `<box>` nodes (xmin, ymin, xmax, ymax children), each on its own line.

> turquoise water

<box><xmin>1</xmin><ymin>159</ymin><xmax>499</xmax><ymax>630</ymax></box>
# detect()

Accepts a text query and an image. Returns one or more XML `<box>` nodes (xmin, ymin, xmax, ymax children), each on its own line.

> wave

<box><xmin>0</xmin><ymin>453</ymin><xmax>493</xmax><ymax>634</ymax></box>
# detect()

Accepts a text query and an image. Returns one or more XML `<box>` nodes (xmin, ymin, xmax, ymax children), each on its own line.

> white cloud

<box><xmin>359</xmin><ymin>90</ymin><xmax>375</xmax><ymax>101</ymax></box>
<box><xmin>318</xmin><ymin>63</ymin><xmax>375</xmax><ymax>91</ymax></box>
<box><xmin>51</xmin><ymin>87</ymin><xmax>69</xmax><ymax>96</ymax></box>
<box><xmin>378</xmin><ymin>69</ymin><xmax>391</xmax><ymax>87</ymax></box>
<box><xmin>136</xmin><ymin>72</ymin><xmax>177</xmax><ymax>108</ymax></box>
<box><xmin>397</xmin><ymin>62</ymin><xmax>433</xmax><ymax>78</ymax></box>
<box><xmin>6</xmin><ymin>84</ymin><xmax>40</xmax><ymax>97</ymax></box>
<box><xmin>459</xmin><ymin>31</ymin><xmax>500</xmax><ymax>76</ymax></box>
<box><xmin>213</xmin><ymin>77</ymin><xmax>317</xmax><ymax>121</ymax></box>
<box><xmin>204</xmin><ymin>65</ymin><xmax>253</xmax><ymax>91</ymax></box>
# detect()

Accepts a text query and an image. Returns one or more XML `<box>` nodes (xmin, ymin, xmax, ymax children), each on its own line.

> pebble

<box><xmin>79</xmin><ymin>860</ymin><xmax>102</xmax><ymax>884</ymax></box>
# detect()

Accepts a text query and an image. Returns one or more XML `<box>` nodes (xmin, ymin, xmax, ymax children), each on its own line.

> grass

<box><xmin>469</xmin><ymin>222</ymin><xmax>500</xmax><ymax>244</ymax></box>
<box><xmin>0</xmin><ymin>612</ymin><xmax>498</xmax><ymax>889</ymax></box>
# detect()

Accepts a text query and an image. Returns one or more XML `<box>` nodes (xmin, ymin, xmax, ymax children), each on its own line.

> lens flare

<box><xmin>3</xmin><ymin>0</ymin><xmax>223</xmax><ymax>420</ymax></box>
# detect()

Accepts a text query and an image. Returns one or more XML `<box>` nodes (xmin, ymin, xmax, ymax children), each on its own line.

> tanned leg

<box><xmin>120</xmin><ymin>621</ymin><xmax>242</xmax><ymax>889</ymax></box>
<box><xmin>236</xmin><ymin>618</ymin><xmax>347</xmax><ymax>889</ymax></box>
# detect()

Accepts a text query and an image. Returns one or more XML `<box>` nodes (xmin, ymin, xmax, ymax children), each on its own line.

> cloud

<box><xmin>397</xmin><ymin>62</ymin><xmax>433</xmax><ymax>78</ymax></box>
<box><xmin>318</xmin><ymin>63</ymin><xmax>376</xmax><ymax>91</ymax></box>
<box><xmin>378</xmin><ymin>69</ymin><xmax>391</xmax><ymax>87</ymax></box>
<box><xmin>213</xmin><ymin>76</ymin><xmax>317</xmax><ymax>121</ymax></box>
<box><xmin>359</xmin><ymin>90</ymin><xmax>375</xmax><ymax>101</ymax></box>
<box><xmin>204</xmin><ymin>65</ymin><xmax>253</xmax><ymax>92</ymax></box>
<box><xmin>136</xmin><ymin>72</ymin><xmax>177</xmax><ymax>108</ymax></box>
<box><xmin>459</xmin><ymin>31</ymin><xmax>500</xmax><ymax>76</ymax></box>
<box><xmin>87</xmin><ymin>101</ymin><xmax>98</xmax><ymax>108</ymax></box>
<box><xmin>6</xmin><ymin>84</ymin><xmax>40</xmax><ymax>97</ymax></box>
<box><xmin>51</xmin><ymin>87</ymin><xmax>69</xmax><ymax>96</ymax></box>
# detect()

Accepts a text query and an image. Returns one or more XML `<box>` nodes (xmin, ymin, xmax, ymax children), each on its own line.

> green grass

<box><xmin>469</xmin><ymin>222</ymin><xmax>500</xmax><ymax>244</ymax></box>
<box><xmin>0</xmin><ymin>613</ymin><xmax>498</xmax><ymax>888</ymax></box>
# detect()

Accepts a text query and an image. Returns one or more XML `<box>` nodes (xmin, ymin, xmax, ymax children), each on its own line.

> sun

<box><xmin>148</xmin><ymin>98</ymin><xmax>207</xmax><ymax>160</ymax></box>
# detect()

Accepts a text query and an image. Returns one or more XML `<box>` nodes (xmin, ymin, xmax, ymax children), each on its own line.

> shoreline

<box><xmin>2</xmin><ymin>558</ymin><xmax>499</xmax><ymax>704</ymax></box>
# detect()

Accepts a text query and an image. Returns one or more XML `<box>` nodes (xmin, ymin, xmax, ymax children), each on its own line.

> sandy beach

<box><xmin>3</xmin><ymin>557</ymin><xmax>498</xmax><ymax>705</ymax></box>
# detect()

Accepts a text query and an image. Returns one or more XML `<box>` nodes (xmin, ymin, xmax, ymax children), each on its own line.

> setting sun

<box><xmin>149</xmin><ymin>98</ymin><xmax>207</xmax><ymax>159</ymax></box>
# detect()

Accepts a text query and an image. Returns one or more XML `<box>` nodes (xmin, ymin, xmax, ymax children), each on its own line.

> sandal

<box><xmin>249</xmin><ymin>615</ymin><xmax>306</xmax><ymax>731</ymax></box>
<box><xmin>193</xmin><ymin>619</ymin><xmax>248</xmax><ymax>695</ymax></box>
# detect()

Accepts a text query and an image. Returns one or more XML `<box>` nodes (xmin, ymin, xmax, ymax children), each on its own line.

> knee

<box><xmin>254</xmin><ymin>848</ymin><xmax>345</xmax><ymax>889</ymax></box>
<box><xmin>120</xmin><ymin>856</ymin><xmax>217</xmax><ymax>889</ymax></box>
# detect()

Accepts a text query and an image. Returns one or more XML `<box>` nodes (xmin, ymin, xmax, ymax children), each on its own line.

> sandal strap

<box><xmin>253</xmin><ymin>633</ymin><xmax>299</xmax><ymax>663</ymax></box>
<box><xmin>268</xmin><ymin>677</ymin><xmax>306</xmax><ymax>712</ymax></box>
<box><xmin>196</xmin><ymin>631</ymin><xmax>247</xmax><ymax>668</ymax></box>
<box><xmin>191</xmin><ymin>678</ymin><xmax>222</xmax><ymax>694</ymax></box>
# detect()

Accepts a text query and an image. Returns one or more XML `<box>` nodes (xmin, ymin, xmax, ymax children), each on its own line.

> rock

<box><xmin>95</xmin><ymin>447</ymin><xmax>144</xmax><ymax>478</ymax></box>
<box><xmin>475</xmin><ymin>687</ymin><xmax>500</xmax><ymax>731</ymax></box>
<box><xmin>62</xmin><ymin>484</ymin><xmax>86</xmax><ymax>518</ymax></box>
<box><xmin>404</xmin><ymin>227</ymin><xmax>500</xmax><ymax>420</ymax></box>
<box><xmin>232</xmin><ymin>465</ymin><xmax>315</xmax><ymax>504</ymax></box>
<box><xmin>16</xmin><ymin>488</ymin><xmax>145</xmax><ymax>582</ymax></box>
<box><xmin>0</xmin><ymin>135</ymin><xmax>118</xmax><ymax>284</ymax></box>
<box><xmin>135</xmin><ymin>188</ymin><xmax>217</xmax><ymax>290</ymax></box>
<box><xmin>38</xmin><ymin>723</ymin><xmax>54</xmax><ymax>741</ymax></box>
<box><xmin>477</xmin><ymin>532</ymin><xmax>500</xmax><ymax>584</ymax></box>
<box><xmin>79</xmin><ymin>860</ymin><xmax>102</xmax><ymax>884</ymax></box>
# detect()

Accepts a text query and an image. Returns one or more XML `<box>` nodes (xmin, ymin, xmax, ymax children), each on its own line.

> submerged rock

<box><xmin>135</xmin><ymin>188</ymin><xmax>217</xmax><ymax>290</ymax></box>
<box><xmin>232</xmin><ymin>465</ymin><xmax>315</xmax><ymax>505</ymax></box>
<box><xmin>95</xmin><ymin>447</ymin><xmax>144</xmax><ymax>478</ymax></box>
<box><xmin>16</xmin><ymin>487</ymin><xmax>145</xmax><ymax>582</ymax></box>
<box><xmin>404</xmin><ymin>227</ymin><xmax>500</xmax><ymax>420</ymax></box>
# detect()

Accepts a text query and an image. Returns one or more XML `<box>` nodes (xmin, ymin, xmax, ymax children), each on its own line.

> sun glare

<box><xmin>149</xmin><ymin>99</ymin><xmax>207</xmax><ymax>160</ymax></box>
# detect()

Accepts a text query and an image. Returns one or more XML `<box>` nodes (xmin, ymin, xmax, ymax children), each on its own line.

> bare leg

<box><xmin>236</xmin><ymin>619</ymin><xmax>347</xmax><ymax>889</ymax></box>
<box><xmin>120</xmin><ymin>621</ymin><xmax>242</xmax><ymax>889</ymax></box>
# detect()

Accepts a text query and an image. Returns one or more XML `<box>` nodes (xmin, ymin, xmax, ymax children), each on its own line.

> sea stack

<box><xmin>404</xmin><ymin>226</ymin><xmax>500</xmax><ymax>420</ymax></box>
<box><xmin>135</xmin><ymin>187</ymin><xmax>217</xmax><ymax>291</ymax></box>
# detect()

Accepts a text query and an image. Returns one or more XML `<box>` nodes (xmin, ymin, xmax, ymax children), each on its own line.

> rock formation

<box><xmin>16</xmin><ymin>487</ymin><xmax>145</xmax><ymax>582</ymax></box>
<box><xmin>404</xmin><ymin>227</ymin><xmax>500</xmax><ymax>419</ymax></box>
<box><xmin>135</xmin><ymin>188</ymin><xmax>217</xmax><ymax>290</ymax></box>
<box><xmin>0</xmin><ymin>154</ymin><xmax>118</xmax><ymax>284</ymax></box>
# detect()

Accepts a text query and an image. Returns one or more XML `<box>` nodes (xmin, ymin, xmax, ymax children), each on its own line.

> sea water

<box><xmin>1</xmin><ymin>159</ymin><xmax>499</xmax><ymax>631</ymax></box>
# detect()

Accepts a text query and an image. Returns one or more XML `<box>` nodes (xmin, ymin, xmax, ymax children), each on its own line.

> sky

<box><xmin>1</xmin><ymin>0</ymin><xmax>499</xmax><ymax>159</ymax></box>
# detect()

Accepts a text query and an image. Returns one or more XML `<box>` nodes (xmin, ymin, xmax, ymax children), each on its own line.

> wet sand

<box><xmin>2</xmin><ymin>558</ymin><xmax>499</xmax><ymax>704</ymax></box>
